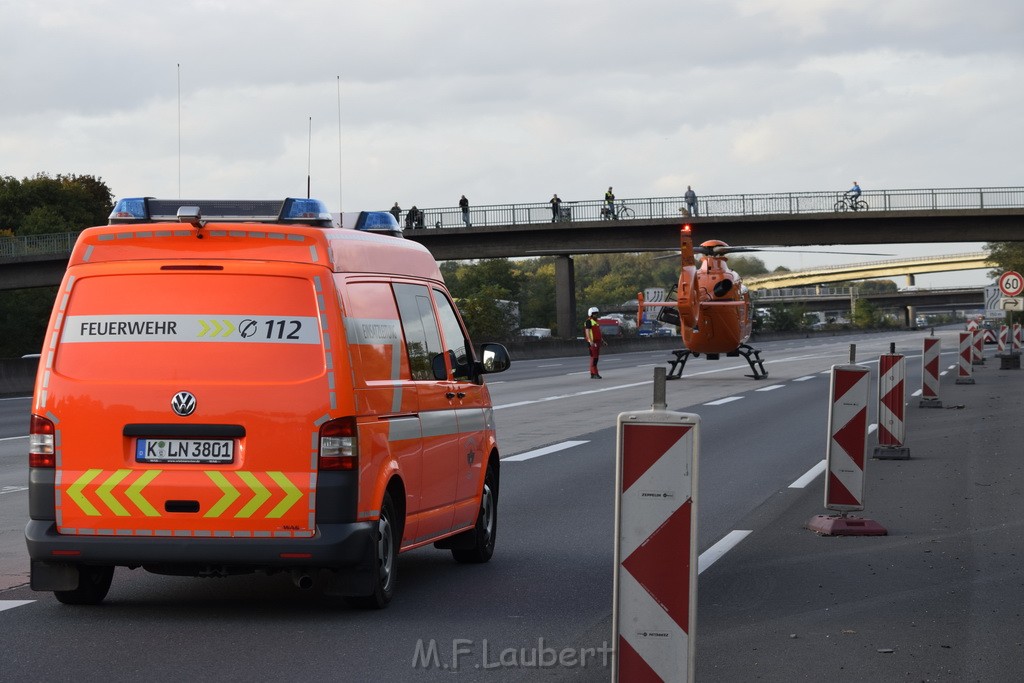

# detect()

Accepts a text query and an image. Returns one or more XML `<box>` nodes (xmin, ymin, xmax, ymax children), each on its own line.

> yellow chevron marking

<box><xmin>66</xmin><ymin>469</ymin><xmax>102</xmax><ymax>516</ymax></box>
<box><xmin>210</xmin><ymin>320</ymin><xmax>223</xmax><ymax>337</ymax></box>
<box><xmin>236</xmin><ymin>471</ymin><xmax>270</xmax><ymax>518</ymax></box>
<box><xmin>96</xmin><ymin>469</ymin><xmax>131</xmax><ymax>516</ymax></box>
<box><xmin>221</xmin><ymin>319</ymin><xmax>236</xmax><ymax>337</ymax></box>
<box><xmin>198</xmin><ymin>320</ymin><xmax>211</xmax><ymax>337</ymax></box>
<box><xmin>266</xmin><ymin>472</ymin><xmax>302</xmax><ymax>518</ymax></box>
<box><xmin>126</xmin><ymin>470</ymin><xmax>161</xmax><ymax>516</ymax></box>
<box><xmin>205</xmin><ymin>470</ymin><xmax>240</xmax><ymax>518</ymax></box>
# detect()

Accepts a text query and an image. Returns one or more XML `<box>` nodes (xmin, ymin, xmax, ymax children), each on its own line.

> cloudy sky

<box><xmin>3</xmin><ymin>0</ymin><xmax>1021</xmax><ymax>284</ymax></box>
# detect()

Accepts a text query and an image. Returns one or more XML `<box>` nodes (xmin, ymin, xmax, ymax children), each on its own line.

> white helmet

<box><xmin>588</xmin><ymin>307</ymin><xmax>600</xmax><ymax>316</ymax></box>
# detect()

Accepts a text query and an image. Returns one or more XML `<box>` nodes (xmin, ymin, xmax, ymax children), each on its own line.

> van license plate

<box><xmin>135</xmin><ymin>439</ymin><xmax>234</xmax><ymax>463</ymax></box>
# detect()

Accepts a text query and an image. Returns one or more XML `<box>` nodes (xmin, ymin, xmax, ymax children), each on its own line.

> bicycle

<box><xmin>601</xmin><ymin>202</ymin><xmax>635</xmax><ymax>220</ymax></box>
<box><xmin>834</xmin><ymin>194</ymin><xmax>868</xmax><ymax>212</ymax></box>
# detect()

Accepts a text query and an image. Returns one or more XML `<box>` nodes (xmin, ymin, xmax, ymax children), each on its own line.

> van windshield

<box><xmin>55</xmin><ymin>273</ymin><xmax>324</xmax><ymax>382</ymax></box>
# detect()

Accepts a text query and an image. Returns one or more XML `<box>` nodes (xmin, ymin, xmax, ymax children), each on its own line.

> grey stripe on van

<box><xmin>454</xmin><ymin>408</ymin><xmax>488</xmax><ymax>433</ymax></box>
<box><xmin>386</xmin><ymin>416</ymin><xmax>422</xmax><ymax>442</ymax></box>
<box><xmin>419</xmin><ymin>411</ymin><xmax>461</xmax><ymax>438</ymax></box>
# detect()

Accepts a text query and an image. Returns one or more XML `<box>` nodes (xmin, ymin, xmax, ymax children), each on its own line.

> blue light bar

<box><xmin>280</xmin><ymin>198</ymin><xmax>333</xmax><ymax>222</ymax></box>
<box><xmin>108</xmin><ymin>197</ymin><xmax>150</xmax><ymax>221</ymax></box>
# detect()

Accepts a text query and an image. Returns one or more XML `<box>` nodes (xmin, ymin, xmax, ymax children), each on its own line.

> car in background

<box><xmin>638</xmin><ymin>322</ymin><xmax>675</xmax><ymax>337</ymax></box>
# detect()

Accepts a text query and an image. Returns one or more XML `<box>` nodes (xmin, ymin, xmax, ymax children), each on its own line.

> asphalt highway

<box><xmin>1</xmin><ymin>329</ymin><xmax>1020</xmax><ymax>681</ymax></box>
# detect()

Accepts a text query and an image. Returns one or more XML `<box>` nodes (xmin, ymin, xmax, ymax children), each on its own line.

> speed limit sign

<box><xmin>998</xmin><ymin>271</ymin><xmax>1024</xmax><ymax>297</ymax></box>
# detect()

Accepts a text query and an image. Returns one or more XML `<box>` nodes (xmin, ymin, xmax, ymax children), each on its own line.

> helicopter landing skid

<box><xmin>665</xmin><ymin>344</ymin><xmax>769</xmax><ymax>380</ymax></box>
<box><xmin>732</xmin><ymin>343</ymin><xmax>769</xmax><ymax>380</ymax></box>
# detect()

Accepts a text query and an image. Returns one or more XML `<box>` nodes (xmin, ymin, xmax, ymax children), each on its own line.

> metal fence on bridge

<box><xmin>2</xmin><ymin>186</ymin><xmax>1023</xmax><ymax>261</ymax></box>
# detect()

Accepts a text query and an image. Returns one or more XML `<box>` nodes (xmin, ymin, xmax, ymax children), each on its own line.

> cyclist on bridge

<box><xmin>846</xmin><ymin>181</ymin><xmax>861</xmax><ymax>201</ymax></box>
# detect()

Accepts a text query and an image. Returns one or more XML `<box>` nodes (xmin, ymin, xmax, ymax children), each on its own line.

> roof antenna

<box><xmin>342</xmin><ymin>74</ymin><xmax>350</xmax><ymax>214</ymax></box>
<box><xmin>177</xmin><ymin>63</ymin><xmax>182</xmax><ymax>198</ymax></box>
<box><xmin>306</xmin><ymin>116</ymin><xmax>312</xmax><ymax>199</ymax></box>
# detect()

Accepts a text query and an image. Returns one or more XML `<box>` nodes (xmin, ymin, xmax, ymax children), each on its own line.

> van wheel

<box><xmin>54</xmin><ymin>565</ymin><xmax>114</xmax><ymax>605</ymax></box>
<box><xmin>452</xmin><ymin>465</ymin><xmax>498</xmax><ymax>564</ymax></box>
<box><xmin>347</xmin><ymin>493</ymin><xmax>399</xmax><ymax>609</ymax></box>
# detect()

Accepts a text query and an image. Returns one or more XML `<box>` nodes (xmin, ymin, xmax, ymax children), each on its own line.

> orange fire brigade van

<box><xmin>25</xmin><ymin>197</ymin><xmax>510</xmax><ymax>608</ymax></box>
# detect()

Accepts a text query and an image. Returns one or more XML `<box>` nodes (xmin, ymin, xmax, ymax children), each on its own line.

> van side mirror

<box><xmin>478</xmin><ymin>343</ymin><xmax>511</xmax><ymax>374</ymax></box>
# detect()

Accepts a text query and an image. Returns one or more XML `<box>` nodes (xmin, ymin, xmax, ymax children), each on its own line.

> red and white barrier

<box><xmin>613</xmin><ymin>411</ymin><xmax>699</xmax><ymax>682</ymax></box>
<box><xmin>875</xmin><ymin>353</ymin><xmax>909</xmax><ymax>459</ymax></box>
<box><xmin>1014</xmin><ymin>323</ymin><xmax>1022</xmax><ymax>353</ymax></box>
<box><xmin>956</xmin><ymin>331</ymin><xmax>975</xmax><ymax>384</ymax></box>
<box><xmin>919</xmin><ymin>337</ymin><xmax>942</xmax><ymax>408</ymax></box>
<box><xmin>998</xmin><ymin>325</ymin><xmax>1008</xmax><ymax>354</ymax></box>
<box><xmin>806</xmin><ymin>365</ymin><xmax>886</xmax><ymax>535</ymax></box>
<box><xmin>972</xmin><ymin>329</ymin><xmax>984</xmax><ymax>365</ymax></box>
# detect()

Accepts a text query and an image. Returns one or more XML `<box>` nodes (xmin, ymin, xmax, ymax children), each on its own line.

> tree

<box><xmin>727</xmin><ymin>255</ymin><xmax>769</xmax><ymax>277</ymax></box>
<box><xmin>857</xmin><ymin>279</ymin><xmax>898</xmax><ymax>294</ymax></box>
<box><xmin>986</xmin><ymin>242</ymin><xmax>1024</xmax><ymax>278</ymax></box>
<box><xmin>0</xmin><ymin>173</ymin><xmax>115</xmax><ymax>357</ymax></box>
<box><xmin>0</xmin><ymin>173</ymin><xmax>114</xmax><ymax>235</ymax></box>
<box><xmin>455</xmin><ymin>285</ymin><xmax>520</xmax><ymax>341</ymax></box>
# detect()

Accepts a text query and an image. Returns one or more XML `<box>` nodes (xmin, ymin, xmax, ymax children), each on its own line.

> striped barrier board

<box><xmin>998</xmin><ymin>325</ymin><xmax>1008</xmax><ymax>354</ymax></box>
<box><xmin>807</xmin><ymin>365</ymin><xmax>886</xmax><ymax>535</ymax></box>
<box><xmin>1014</xmin><ymin>323</ymin><xmax>1022</xmax><ymax>352</ymax></box>
<box><xmin>956</xmin><ymin>332</ymin><xmax>975</xmax><ymax>384</ymax></box>
<box><xmin>919</xmin><ymin>337</ymin><xmax>942</xmax><ymax>408</ymax></box>
<box><xmin>613</xmin><ymin>410</ymin><xmax>700</xmax><ymax>682</ymax></box>
<box><xmin>875</xmin><ymin>353</ymin><xmax>910</xmax><ymax>459</ymax></box>
<box><xmin>971</xmin><ymin>329</ymin><xmax>984</xmax><ymax>365</ymax></box>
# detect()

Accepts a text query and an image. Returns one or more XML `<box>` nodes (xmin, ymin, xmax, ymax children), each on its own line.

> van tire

<box><xmin>54</xmin><ymin>565</ymin><xmax>114</xmax><ymax>605</ymax></box>
<box><xmin>346</xmin><ymin>493</ymin><xmax>399</xmax><ymax>609</ymax></box>
<box><xmin>452</xmin><ymin>464</ymin><xmax>498</xmax><ymax>564</ymax></box>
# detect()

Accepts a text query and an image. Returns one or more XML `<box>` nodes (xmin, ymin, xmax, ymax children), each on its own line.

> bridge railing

<box><xmin>3</xmin><ymin>186</ymin><xmax>1023</xmax><ymax>260</ymax></box>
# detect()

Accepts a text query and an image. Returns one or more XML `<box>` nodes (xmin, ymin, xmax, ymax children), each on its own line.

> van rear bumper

<box><xmin>25</xmin><ymin>519</ymin><xmax>376</xmax><ymax>573</ymax></box>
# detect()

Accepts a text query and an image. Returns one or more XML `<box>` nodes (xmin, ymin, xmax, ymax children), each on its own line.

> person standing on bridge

<box><xmin>684</xmin><ymin>185</ymin><xmax>698</xmax><ymax>217</ymax></box>
<box><xmin>603</xmin><ymin>187</ymin><xmax>616</xmax><ymax>220</ymax></box>
<box><xmin>550</xmin><ymin>194</ymin><xmax>562</xmax><ymax>222</ymax></box>
<box><xmin>584</xmin><ymin>306</ymin><xmax>606</xmax><ymax>379</ymax></box>
<box><xmin>459</xmin><ymin>195</ymin><xmax>471</xmax><ymax>227</ymax></box>
<box><xmin>389</xmin><ymin>202</ymin><xmax>401</xmax><ymax>224</ymax></box>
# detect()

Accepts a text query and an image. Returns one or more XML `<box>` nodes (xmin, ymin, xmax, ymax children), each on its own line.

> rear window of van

<box><xmin>55</xmin><ymin>273</ymin><xmax>324</xmax><ymax>382</ymax></box>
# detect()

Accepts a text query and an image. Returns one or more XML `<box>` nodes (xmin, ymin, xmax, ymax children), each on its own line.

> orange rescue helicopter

<box><xmin>638</xmin><ymin>224</ymin><xmax>767</xmax><ymax>379</ymax></box>
<box><xmin>637</xmin><ymin>224</ymin><xmax>890</xmax><ymax>380</ymax></box>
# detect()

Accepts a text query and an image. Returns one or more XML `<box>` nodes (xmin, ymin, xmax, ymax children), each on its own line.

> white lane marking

<box><xmin>0</xmin><ymin>435</ymin><xmax>28</xmax><ymax>442</ymax></box>
<box><xmin>537</xmin><ymin>364</ymin><xmax>563</xmax><ymax>368</ymax></box>
<box><xmin>790</xmin><ymin>460</ymin><xmax>826</xmax><ymax>488</ymax></box>
<box><xmin>940</xmin><ymin>370</ymin><xmax>949</xmax><ymax>376</ymax></box>
<box><xmin>947</xmin><ymin>364</ymin><xmax>956</xmax><ymax>370</ymax></box>
<box><xmin>755</xmin><ymin>385</ymin><xmax>786</xmax><ymax>392</ymax></box>
<box><xmin>793</xmin><ymin>375</ymin><xmax>816</xmax><ymax>382</ymax></box>
<box><xmin>0</xmin><ymin>396</ymin><xmax>31</xmax><ymax>402</ymax></box>
<box><xmin>704</xmin><ymin>396</ymin><xmax>743</xmax><ymax>406</ymax></box>
<box><xmin>0</xmin><ymin>600</ymin><xmax>34</xmax><ymax>612</ymax></box>
<box><xmin>911</xmin><ymin>389</ymin><xmax>923</xmax><ymax>397</ymax></box>
<box><xmin>504</xmin><ymin>440</ymin><xmax>589</xmax><ymax>462</ymax></box>
<box><xmin>494</xmin><ymin>382</ymin><xmax>652</xmax><ymax>410</ymax></box>
<box><xmin>698</xmin><ymin>530</ymin><xmax>752</xmax><ymax>574</ymax></box>
<box><xmin>868</xmin><ymin>424</ymin><xmax>878</xmax><ymax>434</ymax></box>
<box><xmin>1</xmin><ymin>486</ymin><xmax>28</xmax><ymax>495</ymax></box>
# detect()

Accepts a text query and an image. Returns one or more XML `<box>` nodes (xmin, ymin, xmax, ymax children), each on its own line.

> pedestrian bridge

<box><xmin>2</xmin><ymin>185</ymin><xmax>1021</xmax><ymax>338</ymax></box>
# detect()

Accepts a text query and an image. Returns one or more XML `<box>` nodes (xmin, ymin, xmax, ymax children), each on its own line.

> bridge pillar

<box><xmin>554</xmin><ymin>255</ymin><xmax>577</xmax><ymax>339</ymax></box>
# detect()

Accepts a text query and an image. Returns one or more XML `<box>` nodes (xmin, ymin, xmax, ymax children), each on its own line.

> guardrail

<box><xmin>2</xmin><ymin>186</ymin><xmax>1023</xmax><ymax>261</ymax></box>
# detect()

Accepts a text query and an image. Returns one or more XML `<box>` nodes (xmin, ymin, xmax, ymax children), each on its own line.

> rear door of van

<box><xmin>41</xmin><ymin>261</ymin><xmax>329</xmax><ymax>540</ymax></box>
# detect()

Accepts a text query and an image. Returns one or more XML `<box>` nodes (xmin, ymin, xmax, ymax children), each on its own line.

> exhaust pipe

<box><xmin>290</xmin><ymin>570</ymin><xmax>314</xmax><ymax>590</ymax></box>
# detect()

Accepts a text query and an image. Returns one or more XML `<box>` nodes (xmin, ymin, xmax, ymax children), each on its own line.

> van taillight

<box><xmin>29</xmin><ymin>414</ymin><xmax>56</xmax><ymax>468</ymax></box>
<box><xmin>318</xmin><ymin>417</ymin><xmax>357</xmax><ymax>471</ymax></box>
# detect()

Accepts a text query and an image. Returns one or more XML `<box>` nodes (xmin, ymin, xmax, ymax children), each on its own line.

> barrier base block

<box><xmin>955</xmin><ymin>377</ymin><xmax>976</xmax><ymax>385</ymax></box>
<box><xmin>997</xmin><ymin>354</ymin><xmax>1020</xmax><ymax>370</ymax></box>
<box><xmin>918</xmin><ymin>398</ymin><xmax>943</xmax><ymax>408</ymax></box>
<box><xmin>805</xmin><ymin>514</ymin><xmax>887</xmax><ymax>536</ymax></box>
<box><xmin>874</xmin><ymin>445</ymin><xmax>910</xmax><ymax>460</ymax></box>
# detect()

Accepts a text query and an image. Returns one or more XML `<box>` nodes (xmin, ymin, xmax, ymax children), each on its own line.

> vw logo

<box><xmin>171</xmin><ymin>391</ymin><xmax>197</xmax><ymax>417</ymax></box>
